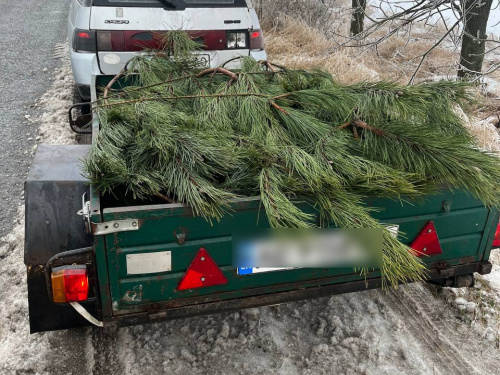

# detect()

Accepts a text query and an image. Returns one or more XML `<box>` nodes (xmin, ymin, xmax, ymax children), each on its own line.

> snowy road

<box><xmin>1</xmin><ymin>11</ymin><xmax>500</xmax><ymax>374</ymax></box>
<box><xmin>0</xmin><ymin>0</ymin><xmax>71</xmax><ymax>240</ymax></box>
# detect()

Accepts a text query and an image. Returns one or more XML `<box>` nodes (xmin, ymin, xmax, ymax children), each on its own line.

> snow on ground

<box><xmin>439</xmin><ymin>249</ymin><xmax>500</xmax><ymax>346</ymax></box>
<box><xmin>36</xmin><ymin>43</ymin><xmax>77</xmax><ymax>145</ymax></box>
<box><xmin>102</xmin><ymin>283</ymin><xmax>498</xmax><ymax>375</ymax></box>
<box><xmin>1</xmin><ymin>42</ymin><xmax>500</xmax><ymax>375</ymax></box>
<box><xmin>0</xmin><ymin>43</ymin><xmax>87</xmax><ymax>375</ymax></box>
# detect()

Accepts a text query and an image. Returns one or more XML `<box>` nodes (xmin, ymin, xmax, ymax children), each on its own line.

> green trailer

<box><xmin>24</xmin><ymin>75</ymin><xmax>500</xmax><ymax>333</ymax></box>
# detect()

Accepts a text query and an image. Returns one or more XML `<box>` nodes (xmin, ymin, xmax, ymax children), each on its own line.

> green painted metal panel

<box><xmin>117</xmin><ymin>267</ymin><xmax>361</xmax><ymax>308</ymax></box>
<box><xmin>480</xmin><ymin>208</ymin><xmax>500</xmax><ymax>261</ymax></box>
<box><xmin>97</xmin><ymin>189</ymin><xmax>497</xmax><ymax>313</ymax></box>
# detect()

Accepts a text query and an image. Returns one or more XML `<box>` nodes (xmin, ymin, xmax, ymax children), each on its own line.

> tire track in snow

<box><xmin>384</xmin><ymin>285</ymin><xmax>482</xmax><ymax>375</ymax></box>
<box><xmin>91</xmin><ymin>330</ymin><xmax>126</xmax><ymax>375</ymax></box>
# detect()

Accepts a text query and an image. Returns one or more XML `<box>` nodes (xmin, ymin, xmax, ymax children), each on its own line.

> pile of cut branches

<box><xmin>85</xmin><ymin>31</ymin><xmax>500</xmax><ymax>286</ymax></box>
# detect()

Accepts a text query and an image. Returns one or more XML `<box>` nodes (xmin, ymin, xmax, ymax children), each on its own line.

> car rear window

<box><xmin>92</xmin><ymin>0</ymin><xmax>247</xmax><ymax>7</ymax></box>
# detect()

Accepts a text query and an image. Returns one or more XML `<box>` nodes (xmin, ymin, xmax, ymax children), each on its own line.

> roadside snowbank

<box><xmin>0</xmin><ymin>43</ymin><xmax>87</xmax><ymax>375</ymax></box>
<box><xmin>439</xmin><ymin>249</ymin><xmax>500</xmax><ymax>347</ymax></box>
<box><xmin>36</xmin><ymin>43</ymin><xmax>76</xmax><ymax>145</ymax></box>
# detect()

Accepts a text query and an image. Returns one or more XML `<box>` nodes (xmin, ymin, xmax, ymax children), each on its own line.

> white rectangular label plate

<box><xmin>126</xmin><ymin>251</ymin><xmax>172</xmax><ymax>275</ymax></box>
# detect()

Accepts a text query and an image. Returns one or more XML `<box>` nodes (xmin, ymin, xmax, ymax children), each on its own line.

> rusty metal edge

<box><xmin>106</xmin><ymin>261</ymin><xmax>491</xmax><ymax>329</ymax></box>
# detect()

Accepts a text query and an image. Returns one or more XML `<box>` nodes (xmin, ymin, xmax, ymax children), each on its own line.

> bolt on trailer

<box><xmin>24</xmin><ymin>75</ymin><xmax>500</xmax><ymax>333</ymax></box>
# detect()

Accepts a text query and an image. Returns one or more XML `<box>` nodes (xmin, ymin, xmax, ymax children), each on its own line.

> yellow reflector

<box><xmin>51</xmin><ymin>269</ymin><xmax>67</xmax><ymax>303</ymax></box>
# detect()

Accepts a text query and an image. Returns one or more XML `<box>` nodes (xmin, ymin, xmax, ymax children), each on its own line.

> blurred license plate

<box><xmin>235</xmin><ymin>227</ymin><xmax>392</xmax><ymax>276</ymax></box>
<box><xmin>237</xmin><ymin>267</ymin><xmax>297</xmax><ymax>275</ymax></box>
<box><xmin>194</xmin><ymin>54</ymin><xmax>210</xmax><ymax>67</ymax></box>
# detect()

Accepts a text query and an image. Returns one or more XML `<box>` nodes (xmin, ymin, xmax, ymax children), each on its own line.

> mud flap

<box><xmin>27</xmin><ymin>266</ymin><xmax>96</xmax><ymax>333</ymax></box>
<box><xmin>25</xmin><ymin>145</ymin><xmax>96</xmax><ymax>333</ymax></box>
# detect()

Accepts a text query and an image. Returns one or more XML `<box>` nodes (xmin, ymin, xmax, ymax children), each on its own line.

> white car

<box><xmin>68</xmin><ymin>0</ymin><xmax>267</xmax><ymax>100</ymax></box>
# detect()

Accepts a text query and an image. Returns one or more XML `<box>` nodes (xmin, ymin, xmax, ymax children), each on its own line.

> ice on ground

<box><xmin>0</xmin><ymin>43</ymin><xmax>86</xmax><ymax>375</ymax></box>
<box><xmin>436</xmin><ymin>248</ymin><xmax>500</xmax><ymax>349</ymax></box>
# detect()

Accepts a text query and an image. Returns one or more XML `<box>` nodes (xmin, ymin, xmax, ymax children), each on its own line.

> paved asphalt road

<box><xmin>0</xmin><ymin>0</ymin><xmax>71</xmax><ymax>240</ymax></box>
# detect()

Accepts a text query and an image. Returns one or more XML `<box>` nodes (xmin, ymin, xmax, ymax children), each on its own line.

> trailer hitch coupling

<box><xmin>68</xmin><ymin>103</ymin><xmax>92</xmax><ymax>134</ymax></box>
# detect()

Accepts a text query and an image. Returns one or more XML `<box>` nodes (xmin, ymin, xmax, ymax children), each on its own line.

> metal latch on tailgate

<box><xmin>78</xmin><ymin>193</ymin><xmax>141</xmax><ymax>235</ymax></box>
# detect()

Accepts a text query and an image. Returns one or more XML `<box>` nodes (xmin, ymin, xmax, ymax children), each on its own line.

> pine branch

<box><xmin>85</xmin><ymin>30</ymin><xmax>500</xmax><ymax>288</ymax></box>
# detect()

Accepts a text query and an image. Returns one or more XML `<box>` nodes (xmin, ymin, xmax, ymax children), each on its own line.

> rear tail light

<box><xmin>97</xmin><ymin>31</ymin><xmax>114</xmax><ymax>51</ymax></box>
<box><xmin>249</xmin><ymin>30</ymin><xmax>264</xmax><ymax>50</ymax></box>
<box><xmin>97</xmin><ymin>30</ymin><xmax>126</xmax><ymax>52</ymax></box>
<box><xmin>226</xmin><ymin>31</ymin><xmax>247</xmax><ymax>49</ymax></box>
<box><xmin>73</xmin><ymin>29</ymin><xmax>96</xmax><ymax>52</ymax></box>
<box><xmin>51</xmin><ymin>265</ymin><xmax>89</xmax><ymax>303</ymax></box>
<box><xmin>493</xmin><ymin>219</ymin><xmax>500</xmax><ymax>247</ymax></box>
<box><xmin>96</xmin><ymin>31</ymin><xmax>165</xmax><ymax>52</ymax></box>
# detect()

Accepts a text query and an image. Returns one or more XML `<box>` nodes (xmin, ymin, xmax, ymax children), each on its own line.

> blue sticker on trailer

<box><xmin>237</xmin><ymin>267</ymin><xmax>254</xmax><ymax>275</ymax></box>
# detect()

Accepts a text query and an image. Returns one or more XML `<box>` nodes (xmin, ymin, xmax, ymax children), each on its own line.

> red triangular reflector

<box><xmin>410</xmin><ymin>221</ymin><xmax>443</xmax><ymax>257</ymax></box>
<box><xmin>177</xmin><ymin>248</ymin><xmax>228</xmax><ymax>291</ymax></box>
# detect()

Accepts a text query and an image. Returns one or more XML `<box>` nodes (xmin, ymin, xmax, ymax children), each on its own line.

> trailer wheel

<box><xmin>427</xmin><ymin>274</ymin><xmax>475</xmax><ymax>288</ymax></box>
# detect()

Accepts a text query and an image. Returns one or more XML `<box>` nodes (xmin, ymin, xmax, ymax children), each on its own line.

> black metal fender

<box><xmin>25</xmin><ymin>145</ymin><xmax>97</xmax><ymax>333</ymax></box>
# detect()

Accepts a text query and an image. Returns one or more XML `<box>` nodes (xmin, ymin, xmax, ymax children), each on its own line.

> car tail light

<box><xmin>190</xmin><ymin>30</ymin><xmax>226</xmax><ymax>50</ymax></box>
<box><xmin>226</xmin><ymin>31</ymin><xmax>248</xmax><ymax>49</ymax></box>
<box><xmin>249</xmin><ymin>30</ymin><xmax>264</xmax><ymax>50</ymax></box>
<box><xmin>73</xmin><ymin>29</ymin><xmax>96</xmax><ymax>52</ymax></box>
<box><xmin>97</xmin><ymin>30</ymin><xmax>128</xmax><ymax>52</ymax></box>
<box><xmin>493</xmin><ymin>219</ymin><xmax>500</xmax><ymax>247</ymax></box>
<box><xmin>177</xmin><ymin>248</ymin><xmax>228</xmax><ymax>291</ymax></box>
<box><xmin>51</xmin><ymin>265</ymin><xmax>89</xmax><ymax>303</ymax></box>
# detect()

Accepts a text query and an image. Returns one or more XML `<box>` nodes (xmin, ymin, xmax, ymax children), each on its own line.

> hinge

<box><xmin>90</xmin><ymin>219</ymin><xmax>141</xmax><ymax>235</ymax></box>
<box><xmin>77</xmin><ymin>193</ymin><xmax>92</xmax><ymax>234</ymax></box>
<box><xmin>77</xmin><ymin>193</ymin><xmax>141</xmax><ymax>235</ymax></box>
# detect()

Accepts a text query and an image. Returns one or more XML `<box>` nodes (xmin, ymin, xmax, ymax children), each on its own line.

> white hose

<box><xmin>70</xmin><ymin>302</ymin><xmax>104</xmax><ymax>327</ymax></box>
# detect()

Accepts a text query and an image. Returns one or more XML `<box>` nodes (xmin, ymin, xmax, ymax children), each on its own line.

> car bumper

<box><xmin>96</xmin><ymin>49</ymin><xmax>268</xmax><ymax>74</ymax></box>
<box><xmin>70</xmin><ymin>50</ymin><xmax>101</xmax><ymax>99</ymax></box>
<box><xmin>71</xmin><ymin>49</ymin><xmax>267</xmax><ymax>99</ymax></box>
<box><xmin>249</xmin><ymin>49</ymin><xmax>267</xmax><ymax>62</ymax></box>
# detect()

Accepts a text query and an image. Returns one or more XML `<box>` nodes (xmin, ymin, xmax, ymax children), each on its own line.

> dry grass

<box><xmin>454</xmin><ymin>106</ymin><xmax>500</xmax><ymax>151</ymax></box>
<box><xmin>254</xmin><ymin>0</ymin><xmax>349</xmax><ymax>39</ymax></box>
<box><xmin>264</xmin><ymin>17</ymin><xmax>380</xmax><ymax>84</ymax></box>
<box><xmin>263</xmin><ymin>16</ymin><xmax>458</xmax><ymax>84</ymax></box>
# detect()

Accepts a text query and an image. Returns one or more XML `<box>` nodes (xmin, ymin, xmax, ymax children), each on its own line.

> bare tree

<box><xmin>457</xmin><ymin>0</ymin><xmax>494</xmax><ymax>78</ymax></box>
<box><xmin>332</xmin><ymin>0</ymin><xmax>498</xmax><ymax>82</ymax></box>
<box><xmin>350</xmin><ymin>0</ymin><xmax>367</xmax><ymax>36</ymax></box>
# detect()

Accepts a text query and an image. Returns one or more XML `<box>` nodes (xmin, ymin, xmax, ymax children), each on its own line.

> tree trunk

<box><xmin>350</xmin><ymin>0</ymin><xmax>367</xmax><ymax>36</ymax></box>
<box><xmin>458</xmin><ymin>0</ymin><xmax>493</xmax><ymax>78</ymax></box>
